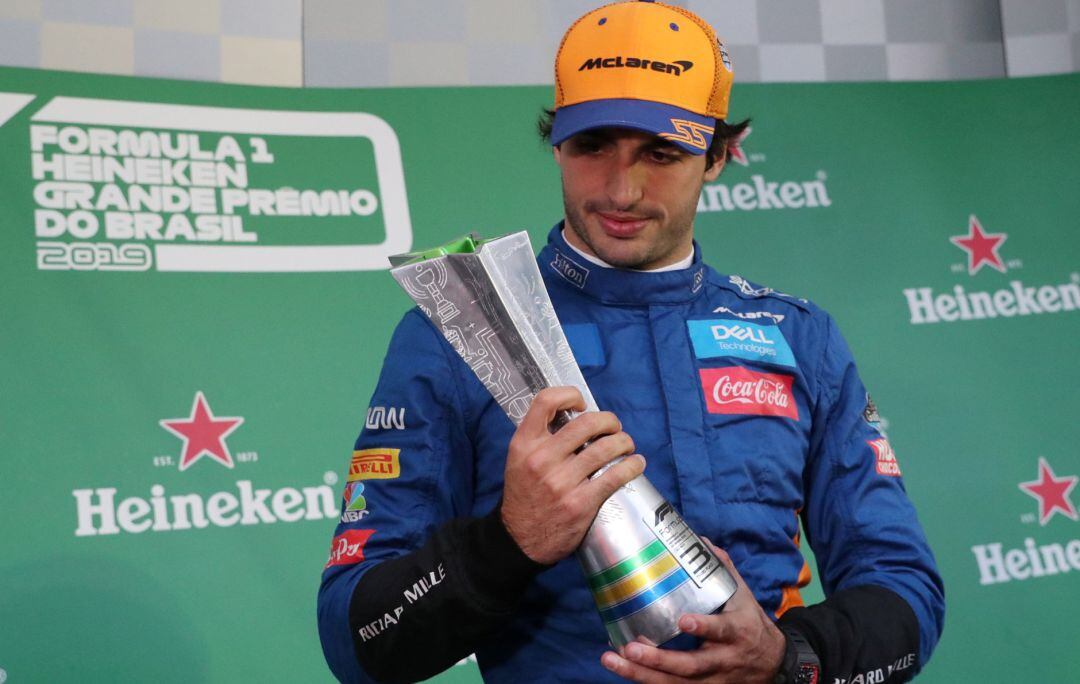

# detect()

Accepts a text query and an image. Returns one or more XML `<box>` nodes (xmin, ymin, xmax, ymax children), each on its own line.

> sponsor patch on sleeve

<box><xmin>687</xmin><ymin>319</ymin><xmax>796</xmax><ymax>369</ymax></box>
<box><xmin>863</xmin><ymin>393</ymin><xmax>882</xmax><ymax>425</ymax></box>
<box><xmin>340</xmin><ymin>481</ymin><xmax>370</xmax><ymax>522</ymax></box>
<box><xmin>325</xmin><ymin>529</ymin><xmax>375</xmax><ymax>568</ymax></box>
<box><xmin>365</xmin><ymin>406</ymin><xmax>406</xmax><ymax>431</ymax></box>
<box><xmin>348</xmin><ymin>448</ymin><xmax>401</xmax><ymax>481</ymax></box>
<box><xmin>868</xmin><ymin>438</ymin><xmax>901</xmax><ymax>477</ymax></box>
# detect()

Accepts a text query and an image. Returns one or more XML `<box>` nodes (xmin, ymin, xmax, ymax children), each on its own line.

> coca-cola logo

<box><xmin>325</xmin><ymin>529</ymin><xmax>375</xmax><ymax>568</ymax></box>
<box><xmin>700</xmin><ymin>367</ymin><xmax>798</xmax><ymax>419</ymax></box>
<box><xmin>713</xmin><ymin>375</ymin><xmax>789</xmax><ymax>407</ymax></box>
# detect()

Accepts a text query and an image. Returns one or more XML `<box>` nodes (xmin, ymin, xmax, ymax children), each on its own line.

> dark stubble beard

<box><xmin>561</xmin><ymin>181</ymin><xmax>703</xmax><ymax>270</ymax></box>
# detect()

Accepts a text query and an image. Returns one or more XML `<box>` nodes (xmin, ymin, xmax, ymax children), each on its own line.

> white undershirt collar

<box><xmin>561</xmin><ymin>228</ymin><xmax>694</xmax><ymax>272</ymax></box>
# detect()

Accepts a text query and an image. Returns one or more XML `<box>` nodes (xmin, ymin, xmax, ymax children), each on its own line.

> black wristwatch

<box><xmin>773</xmin><ymin>626</ymin><xmax>821</xmax><ymax>684</ymax></box>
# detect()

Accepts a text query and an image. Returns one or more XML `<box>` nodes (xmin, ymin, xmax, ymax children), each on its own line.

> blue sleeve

<box><xmin>316</xmin><ymin>309</ymin><xmax>474</xmax><ymax>683</ymax></box>
<box><xmin>795</xmin><ymin>313</ymin><xmax>945</xmax><ymax>677</ymax></box>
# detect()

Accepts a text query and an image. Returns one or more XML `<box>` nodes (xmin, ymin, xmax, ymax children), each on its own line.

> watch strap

<box><xmin>774</xmin><ymin>626</ymin><xmax>821</xmax><ymax>684</ymax></box>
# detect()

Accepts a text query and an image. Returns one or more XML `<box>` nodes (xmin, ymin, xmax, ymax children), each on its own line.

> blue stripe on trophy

<box><xmin>598</xmin><ymin>564</ymin><xmax>692</xmax><ymax>624</ymax></box>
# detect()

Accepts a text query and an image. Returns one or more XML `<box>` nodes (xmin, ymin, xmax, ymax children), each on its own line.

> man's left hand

<box><xmin>600</xmin><ymin>544</ymin><xmax>786</xmax><ymax>683</ymax></box>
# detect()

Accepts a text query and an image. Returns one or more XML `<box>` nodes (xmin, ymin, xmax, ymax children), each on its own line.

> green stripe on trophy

<box><xmin>587</xmin><ymin>539</ymin><xmax>668</xmax><ymax>591</ymax></box>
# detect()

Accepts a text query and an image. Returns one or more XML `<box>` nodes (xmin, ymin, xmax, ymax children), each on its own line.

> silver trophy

<box><xmin>389</xmin><ymin>231</ymin><xmax>737</xmax><ymax>649</ymax></box>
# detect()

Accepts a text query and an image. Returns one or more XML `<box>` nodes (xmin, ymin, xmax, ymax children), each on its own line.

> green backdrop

<box><xmin>1</xmin><ymin>66</ymin><xmax>1077</xmax><ymax>682</ymax></box>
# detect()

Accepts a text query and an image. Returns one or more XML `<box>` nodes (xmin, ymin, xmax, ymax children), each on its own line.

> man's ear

<box><xmin>704</xmin><ymin>150</ymin><xmax>725</xmax><ymax>182</ymax></box>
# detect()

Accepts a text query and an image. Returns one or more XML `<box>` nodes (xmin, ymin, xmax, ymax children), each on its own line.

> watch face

<box><xmin>795</xmin><ymin>663</ymin><xmax>820</xmax><ymax>684</ymax></box>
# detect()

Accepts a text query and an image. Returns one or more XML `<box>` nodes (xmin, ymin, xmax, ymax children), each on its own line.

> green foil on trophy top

<box><xmin>586</xmin><ymin>539</ymin><xmax>669</xmax><ymax>591</ymax></box>
<box><xmin>388</xmin><ymin>233</ymin><xmax>485</xmax><ymax>267</ymax></box>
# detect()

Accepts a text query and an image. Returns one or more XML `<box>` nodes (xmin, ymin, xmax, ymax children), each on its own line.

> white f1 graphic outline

<box><xmin>29</xmin><ymin>95</ymin><xmax>412</xmax><ymax>272</ymax></box>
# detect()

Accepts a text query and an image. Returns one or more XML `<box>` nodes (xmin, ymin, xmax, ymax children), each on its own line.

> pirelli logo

<box><xmin>348</xmin><ymin>448</ymin><xmax>401</xmax><ymax>481</ymax></box>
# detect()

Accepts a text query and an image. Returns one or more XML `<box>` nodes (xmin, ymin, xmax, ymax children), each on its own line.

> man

<box><xmin>318</xmin><ymin>2</ymin><xmax>944</xmax><ymax>682</ymax></box>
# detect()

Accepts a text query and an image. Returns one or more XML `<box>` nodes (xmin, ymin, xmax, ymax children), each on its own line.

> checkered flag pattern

<box><xmin>0</xmin><ymin>1</ymin><xmax>1077</xmax><ymax>87</ymax></box>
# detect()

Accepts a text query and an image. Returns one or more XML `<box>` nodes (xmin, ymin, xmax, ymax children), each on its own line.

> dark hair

<box><xmin>537</xmin><ymin>108</ymin><xmax>750</xmax><ymax>171</ymax></box>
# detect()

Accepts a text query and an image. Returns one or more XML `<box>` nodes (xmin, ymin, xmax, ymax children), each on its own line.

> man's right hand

<box><xmin>500</xmin><ymin>386</ymin><xmax>646</xmax><ymax>565</ymax></box>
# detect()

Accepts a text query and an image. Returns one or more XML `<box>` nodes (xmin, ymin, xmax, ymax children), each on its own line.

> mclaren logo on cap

<box><xmin>579</xmin><ymin>56</ymin><xmax>694</xmax><ymax>76</ymax></box>
<box><xmin>659</xmin><ymin>119</ymin><xmax>712</xmax><ymax>151</ymax></box>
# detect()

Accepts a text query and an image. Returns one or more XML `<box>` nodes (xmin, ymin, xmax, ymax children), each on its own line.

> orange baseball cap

<box><xmin>551</xmin><ymin>0</ymin><xmax>734</xmax><ymax>155</ymax></box>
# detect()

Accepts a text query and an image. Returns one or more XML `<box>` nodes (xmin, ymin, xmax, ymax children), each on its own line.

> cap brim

<box><xmin>550</xmin><ymin>99</ymin><xmax>715</xmax><ymax>155</ymax></box>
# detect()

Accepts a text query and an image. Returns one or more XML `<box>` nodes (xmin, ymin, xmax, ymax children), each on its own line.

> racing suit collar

<box><xmin>539</xmin><ymin>223</ymin><xmax>709</xmax><ymax>305</ymax></box>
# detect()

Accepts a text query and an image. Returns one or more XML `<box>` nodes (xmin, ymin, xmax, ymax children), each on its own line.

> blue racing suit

<box><xmin>318</xmin><ymin>225</ymin><xmax>944</xmax><ymax>683</ymax></box>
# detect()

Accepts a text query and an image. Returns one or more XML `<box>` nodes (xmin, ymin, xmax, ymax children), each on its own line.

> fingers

<box><xmin>550</xmin><ymin>409</ymin><xmax>623</xmax><ymax>454</ymax></box>
<box><xmin>521</xmin><ymin>389</ymin><xmax>631</xmax><ymax>464</ymax></box>
<box><xmin>601</xmin><ymin>651</ymin><xmax>676</xmax><ymax>683</ymax></box>
<box><xmin>598</xmin><ymin>546</ymin><xmax>772</xmax><ymax>683</ymax></box>
<box><xmin>618</xmin><ymin>641</ymin><xmax>717</xmax><ymax>679</ymax></box>
<box><xmin>519</xmin><ymin>387</ymin><xmax>586</xmax><ymax>438</ymax></box>
<box><xmin>586</xmin><ymin>453</ymin><xmax>646</xmax><ymax>508</ymax></box>
<box><xmin>673</xmin><ymin>542</ymin><xmax>746</xmax><ymax>643</ymax></box>
<box><xmin>678</xmin><ymin>613</ymin><xmax>737</xmax><ymax>644</ymax></box>
<box><xmin>573</xmin><ymin>430</ymin><xmax>636</xmax><ymax>479</ymax></box>
<box><xmin>702</xmin><ymin>538</ymin><xmax>726</xmax><ymax>561</ymax></box>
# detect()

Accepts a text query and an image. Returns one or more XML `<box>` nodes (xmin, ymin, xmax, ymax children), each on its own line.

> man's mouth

<box><xmin>595</xmin><ymin>211</ymin><xmax>650</xmax><ymax>238</ymax></box>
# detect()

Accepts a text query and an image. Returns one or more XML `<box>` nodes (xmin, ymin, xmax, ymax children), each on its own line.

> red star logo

<box><xmin>160</xmin><ymin>391</ymin><xmax>244</xmax><ymax>471</ymax></box>
<box><xmin>1018</xmin><ymin>457</ymin><xmax>1078</xmax><ymax>526</ymax></box>
<box><xmin>727</xmin><ymin>126</ymin><xmax>751</xmax><ymax>166</ymax></box>
<box><xmin>950</xmin><ymin>215</ymin><xmax>1007</xmax><ymax>275</ymax></box>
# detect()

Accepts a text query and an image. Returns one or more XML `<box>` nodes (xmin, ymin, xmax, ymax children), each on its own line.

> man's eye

<box><xmin>648</xmin><ymin>149</ymin><xmax>678</xmax><ymax>163</ymax></box>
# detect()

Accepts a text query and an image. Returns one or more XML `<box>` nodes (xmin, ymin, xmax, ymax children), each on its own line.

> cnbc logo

<box><xmin>695</xmin><ymin>126</ymin><xmax>833</xmax><ymax>214</ymax></box>
<box><xmin>903</xmin><ymin>215</ymin><xmax>1078</xmax><ymax>324</ymax></box>
<box><xmin>72</xmin><ymin>391</ymin><xmax>339</xmax><ymax>537</ymax></box>
<box><xmin>4</xmin><ymin>92</ymin><xmax>412</xmax><ymax>273</ymax></box>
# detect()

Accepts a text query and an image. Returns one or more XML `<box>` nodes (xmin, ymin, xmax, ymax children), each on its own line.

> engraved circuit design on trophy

<box><xmin>390</xmin><ymin>232</ymin><xmax>737</xmax><ymax>649</ymax></box>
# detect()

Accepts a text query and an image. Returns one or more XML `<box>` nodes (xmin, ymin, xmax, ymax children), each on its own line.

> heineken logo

<box><xmin>73</xmin><ymin>479</ymin><xmax>338</xmax><ymax>536</ymax></box>
<box><xmin>905</xmin><ymin>275</ymin><xmax>1080</xmax><ymax>324</ymax></box>
<box><xmin>971</xmin><ymin>456</ymin><xmax>1080</xmax><ymax>587</ymax></box>
<box><xmin>1020</xmin><ymin>458</ymin><xmax>1079</xmax><ymax>526</ymax></box>
<box><xmin>727</xmin><ymin>126</ymin><xmax>751</xmax><ymax>167</ymax></box>
<box><xmin>696</xmin><ymin>128</ymin><xmax>832</xmax><ymax>213</ymax></box>
<box><xmin>972</xmin><ymin>537</ymin><xmax>1080</xmax><ymax>586</ymax></box>
<box><xmin>950</xmin><ymin>215</ymin><xmax>1008</xmax><ymax>275</ymax></box>
<box><xmin>159</xmin><ymin>391</ymin><xmax>243</xmax><ymax>472</ymax></box>
<box><xmin>903</xmin><ymin>215</ymin><xmax>1077</xmax><ymax>325</ymax></box>
<box><xmin>71</xmin><ymin>392</ymin><xmax>341</xmax><ymax>537</ymax></box>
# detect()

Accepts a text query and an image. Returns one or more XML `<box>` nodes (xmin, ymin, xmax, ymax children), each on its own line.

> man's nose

<box><xmin>604</xmin><ymin>157</ymin><xmax>646</xmax><ymax>209</ymax></box>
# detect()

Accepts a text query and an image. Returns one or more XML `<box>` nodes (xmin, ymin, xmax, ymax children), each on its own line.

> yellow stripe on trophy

<box><xmin>593</xmin><ymin>552</ymin><xmax>681</xmax><ymax>608</ymax></box>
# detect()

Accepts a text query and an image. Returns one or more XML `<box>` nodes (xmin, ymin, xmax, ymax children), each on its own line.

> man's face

<box><xmin>554</xmin><ymin>128</ymin><xmax>724</xmax><ymax>271</ymax></box>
